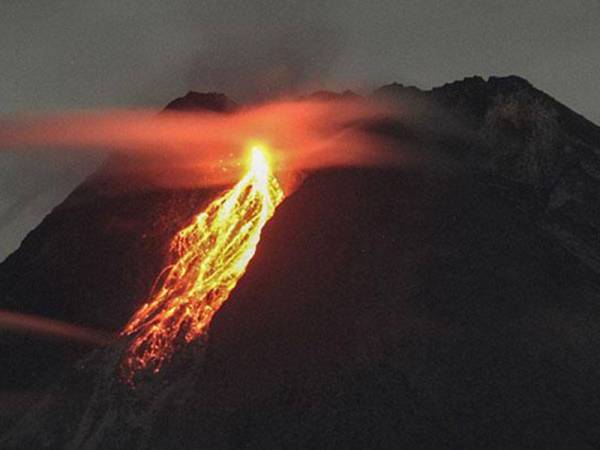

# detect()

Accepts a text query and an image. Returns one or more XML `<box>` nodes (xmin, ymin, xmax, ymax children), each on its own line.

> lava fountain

<box><xmin>120</xmin><ymin>145</ymin><xmax>284</xmax><ymax>384</ymax></box>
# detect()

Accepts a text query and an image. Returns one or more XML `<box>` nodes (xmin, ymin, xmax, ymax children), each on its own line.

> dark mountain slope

<box><xmin>0</xmin><ymin>93</ymin><xmax>234</xmax><ymax>394</ymax></box>
<box><xmin>378</xmin><ymin>76</ymin><xmax>600</xmax><ymax>273</ymax></box>
<box><xmin>6</xmin><ymin>165</ymin><xmax>600</xmax><ymax>449</ymax></box>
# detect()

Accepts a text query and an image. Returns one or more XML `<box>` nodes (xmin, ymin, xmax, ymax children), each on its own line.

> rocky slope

<box><xmin>2</xmin><ymin>78</ymin><xmax>600</xmax><ymax>449</ymax></box>
<box><xmin>377</xmin><ymin>76</ymin><xmax>600</xmax><ymax>272</ymax></box>
<box><xmin>0</xmin><ymin>93</ymin><xmax>234</xmax><ymax>395</ymax></box>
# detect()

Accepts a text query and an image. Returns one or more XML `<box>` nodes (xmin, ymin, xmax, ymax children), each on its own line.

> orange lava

<box><xmin>120</xmin><ymin>146</ymin><xmax>284</xmax><ymax>384</ymax></box>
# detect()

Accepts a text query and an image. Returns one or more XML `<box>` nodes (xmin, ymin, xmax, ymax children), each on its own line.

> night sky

<box><xmin>1</xmin><ymin>0</ymin><xmax>599</xmax><ymax>260</ymax></box>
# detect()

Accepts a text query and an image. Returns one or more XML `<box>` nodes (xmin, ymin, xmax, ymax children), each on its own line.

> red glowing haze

<box><xmin>0</xmin><ymin>98</ymin><xmax>401</xmax><ymax>188</ymax></box>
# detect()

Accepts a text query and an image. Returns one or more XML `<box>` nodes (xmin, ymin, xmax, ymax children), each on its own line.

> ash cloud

<box><xmin>0</xmin><ymin>98</ymin><xmax>402</xmax><ymax>190</ymax></box>
<box><xmin>186</xmin><ymin>22</ymin><xmax>341</xmax><ymax>102</ymax></box>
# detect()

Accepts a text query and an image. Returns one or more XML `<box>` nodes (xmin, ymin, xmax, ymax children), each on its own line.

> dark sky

<box><xmin>1</xmin><ymin>0</ymin><xmax>599</xmax><ymax>259</ymax></box>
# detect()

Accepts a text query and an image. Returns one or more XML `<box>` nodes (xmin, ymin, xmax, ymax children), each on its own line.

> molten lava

<box><xmin>120</xmin><ymin>146</ymin><xmax>284</xmax><ymax>383</ymax></box>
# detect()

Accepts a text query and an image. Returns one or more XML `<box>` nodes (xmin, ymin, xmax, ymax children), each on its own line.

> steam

<box><xmin>0</xmin><ymin>309</ymin><xmax>113</xmax><ymax>346</ymax></box>
<box><xmin>0</xmin><ymin>98</ymin><xmax>402</xmax><ymax>189</ymax></box>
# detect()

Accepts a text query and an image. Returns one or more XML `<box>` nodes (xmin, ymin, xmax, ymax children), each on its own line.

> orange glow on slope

<box><xmin>120</xmin><ymin>146</ymin><xmax>284</xmax><ymax>383</ymax></box>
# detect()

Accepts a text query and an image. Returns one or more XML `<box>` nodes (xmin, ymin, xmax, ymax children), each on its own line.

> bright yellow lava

<box><xmin>120</xmin><ymin>146</ymin><xmax>284</xmax><ymax>383</ymax></box>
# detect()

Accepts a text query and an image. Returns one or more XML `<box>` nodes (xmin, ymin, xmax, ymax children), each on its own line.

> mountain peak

<box><xmin>163</xmin><ymin>91</ymin><xmax>236</xmax><ymax>113</ymax></box>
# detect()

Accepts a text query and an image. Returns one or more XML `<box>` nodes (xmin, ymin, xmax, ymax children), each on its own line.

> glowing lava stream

<box><xmin>120</xmin><ymin>146</ymin><xmax>284</xmax><ymax>383</ymax></box>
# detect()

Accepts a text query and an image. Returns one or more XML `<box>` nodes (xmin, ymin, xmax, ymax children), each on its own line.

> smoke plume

<box><xmin>0</xmin><ymin>98</ymin><xmax>403</xmax><ymax>190</ymax></box>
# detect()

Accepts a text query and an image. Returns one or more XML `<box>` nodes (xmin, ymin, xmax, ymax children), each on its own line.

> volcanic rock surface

<box><xmin>2</xmin><ymin>78</ymin><xmax>600</xmax><ymax>449</ymax></box>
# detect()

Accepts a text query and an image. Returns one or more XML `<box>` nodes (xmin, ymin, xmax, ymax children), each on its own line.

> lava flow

<box><xmin>120</xmin><ymin>146</ymin><xmax>284</xmax><ymax>383</ymax></box>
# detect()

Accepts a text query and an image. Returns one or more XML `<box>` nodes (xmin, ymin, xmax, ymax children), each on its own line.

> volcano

<box><xmin>2</xmin><ymin>77</ymin><xmax>600</xmax><ymax>449</ymax></box>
